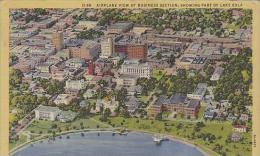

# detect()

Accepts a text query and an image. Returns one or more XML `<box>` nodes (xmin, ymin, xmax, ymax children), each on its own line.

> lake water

<box><xmin>13</xmin><ymin>132</ymin><xmax>206</xmax><ymax>156</ymax></box>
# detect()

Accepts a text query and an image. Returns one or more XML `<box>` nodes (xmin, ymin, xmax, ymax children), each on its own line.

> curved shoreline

<box><xmin>132</xmin><ymin>130</ymin><xmax>210</xmax><ymax>156</ymax></box>
<box><xmin>10</xmin><ymin>129</ymin><xmax>213</xmax><ymax>156</ymax></box>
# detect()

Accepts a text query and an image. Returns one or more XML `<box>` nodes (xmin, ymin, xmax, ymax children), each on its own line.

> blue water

<box><xmin>13</xmin><ymin>132</ymin><xmax>206</xmax><ymax>156</ymax></box>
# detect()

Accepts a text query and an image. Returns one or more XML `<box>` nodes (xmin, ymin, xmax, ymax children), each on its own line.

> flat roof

<box><xmin>187</xmin><ymin>99</ymin><xmax>200</xmax><ymax>108</ymax></box>
<box><xmin>109</xmin><ymin>22</ymin><xmax>133</xmax><ymax>29</ymax></box>
<box><xmin>169</xmin><ymin>93</ymin><xmax>187</xmax><ymax>104</ymax></box>
<box><xmin>35</xmin><ymin>105</ymin><xmax>60</xmax><ymax>112</ymax></box>
<box><xmin>193</xmin><ymin>83</ymin><xmax>207</xmax><ymax>95</ymax></box>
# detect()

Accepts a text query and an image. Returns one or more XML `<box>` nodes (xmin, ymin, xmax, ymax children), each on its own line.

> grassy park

<box><xmin>101</xmin><ymin>116</ymin><xmax>252</xmax><ymax>156</ymax></box>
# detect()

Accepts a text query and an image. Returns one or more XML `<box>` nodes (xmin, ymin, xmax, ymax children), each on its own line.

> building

<box><xmin>120</xmin><ymin>60</ymin><xmax>152</xmax><ymax>78</ymax></box>
<box><xmin>54</xmin><ymin>94</ymin><xmax>76</xmax><ymax>105</ymax></box>
<box><xmin>126</xmin><ymin>85</ymin><xmax>142</xmax><ymax>96</ymax></box>
<box><xmin>100</xmin><ymin>37</ymin><xmax>114</xmax><ymax>58</ymax></box>
<box><xmin>233</xmin><ymin>125</ymin><xmax>247</xmax><ymax>133</ymax></box>
<box><xmin>57</xmin><ymin>110</ymin><xmax>78</xmax><ymax>122</ymax></box>
<box><xmin>107</xmin><ymin>22</ymin><xmax>133</xmax><ymax>34</ymax></box>
<box><xmin>35</xmin><ymin>105</ymin><xmax>61</xmax><ymax>121</ymax></box>
<box><xmin>83</xmin><ymin>89</ymin><xmax>97</xmax><ymax>99</ymax></box>
<box><xmin>52</xmin><ymin>32</ymin><xmax>64</xmax><ymax>51</ymax></box>
<box><xmin>230</xmin><ymin>132</ymin><xmax>242</xmax><ymax>142</ymax></box>
<box><xmin>204</xmin><ymin>111</ymin><xmax>215</xmax><ymax>120</ymax></box>
<box><xmin>35</xmin><ymin>63</ymin><xmax>51</xmax><ymax>73</ymax></box>
<box><xmin>210</xmin><ymin>67</ymin><xmax>224</xmax><ymax>81</ymax></box>
<box><xmin>65</xmin><ymin>79</ymin><xmax>85</xmax><ymax>91</ymax></box>
<box><xmin>32</xmin><ymin>18</ymin><xmax>57</xmax><ymax>29</ymax></box>
<box><xmin>65</xmin><ymin>58</ymin><xmax>86</xmax><ymax>68</ymax></box>
<box><xmin>110</xmin><ymin>56</ymin><xmax>121</xmax><ymax>67</ymax></box>
<box><xmin>132</xmin><ymin>27</ymin><xmax>151</xmax><ymax>36</ymax></box>
<box><xmin>116</xmin><ymin>74</ymin><xmax>138</xmax><ymax>86</ymax></box>
<box><xmin>148</xmin><ymin>93</ymin><xmax>200</xmax><ymax>119</ymax></box>
<box><xmin>114</xmin><ymin>35</ymin><xmax>148</xmax><ymax>60</ymax></box>
<box><xmin>125</xmin><ymin>96</ymin><xmax>140</xmax><ymax>113</ymax></box>
<box><xmin>92</xmin><ymin>97</ymin><xmax>118</xmax><ymax>115</ymax></box>
<box><xmin>240</xmin><ymin>114</ymin><xmax>249</xmax><ymax>121</ymax></box>
<box><xmin>94</xmin><ymin>58</ymin><xmax>113</xmax><ymax>76</ymax></box>
<box><xmin>54</xmin><ymin>21</ymin><xmax>68</xmax><ymax>31</ymax></box>
<box><xmin>187</xmin><ymin>83</ymin><xmax>207</xmax><ymax>100</ymax></box>
<box><xmin>126</xmin><ymin>44</ymin><xmax>147</xmax><ymax>60</ymax></box>
<box><xmin>87</xmin><ymin>60</ymin><xmax>95</xmax><ymax>75</ymax></box>
<box><xmin>75</xmin><ymin>20</ymin><xmax>98</xmax><ymax>30</ymax></box>
<box><xmin>12</xmin><ymin>60</ymin><xmax>33</xmax><ymax>73</ymax></box>
<box><xmin>51</xmin><ymin>70</ymin><xmax>66</xmax><ymax>81</ymax></box>
<box><xmin>184</xmin><ymin>99</ymin><xmax>200</xmax><ymax>119</ymax></box>
<box><xmin>176</xmin><ymin>54</ymin><xmax>207</xmax><ymax>70</ymax></box>
<box><xmin>70</xmin><ymin>40</ymin><xmax>100</xmax><ymax>60</ymax></box>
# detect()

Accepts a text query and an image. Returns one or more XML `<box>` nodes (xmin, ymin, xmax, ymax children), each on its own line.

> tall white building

<box><xmin>100</xmin><ymin>37</ymin><xmax>113</xmax><ymax>58</ymax></box>
<box><xmin>120</xmin><ymin>60</ymin><xmax>152</xmax><ymax>78</ymax></box>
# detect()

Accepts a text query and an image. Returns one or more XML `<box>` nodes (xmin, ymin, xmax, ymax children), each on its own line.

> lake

<box><xmin>13</xmin><ymin>132</ymin><xmax>206</xmax><ymax>156</ymax></box>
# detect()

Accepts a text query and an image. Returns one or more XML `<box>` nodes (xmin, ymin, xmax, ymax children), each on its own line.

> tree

<box><xmin>167</xmin><ymin>54</ymin><xmax>175</xmax><ymax>67</ymax></box>
<box><xmin>76</xmin><ymin>29</ymin><xmax>104</xmax><ymax>40</ymax></box>
<box><xmin>116</xmin><ymin>87</ymin><xmax>128</xmax><ymax>103</ymax></box>
<box><xmin>156</xmin><ymin>52</ymin><xmax>162</xmax><ymax>60</ymax></box>
<box><xmin>100</xmin><ymin>108</ymin><xmax>111</xmax><ymax>122</ymax></box>
<box><xmin>9</xmin><ymin>68</ymin><xmax>23</xmax><ymax>88</ymax></box>
<box><xmin>155</xmin><ymin>112</ymin><xmax>162</xmax><ymax>121</ymax></box>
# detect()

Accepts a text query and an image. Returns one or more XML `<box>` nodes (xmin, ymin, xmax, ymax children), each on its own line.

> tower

<box><xmin>52</xmin><ymin>31</ymin><xmax>64</xmax><ymax>51</ymax></box>
<box><xmin>101</xmin><ymin>37</ymin><xmax>113</xmax><ymax>58</ymax></box>
<box><xmin>87</xmin><ymin>60</ymin><xmax>95</xmax><ymax>75</ymax></box>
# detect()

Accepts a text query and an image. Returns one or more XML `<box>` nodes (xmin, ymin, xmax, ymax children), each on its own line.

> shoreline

<box><xmin>131</xmin><ymin>130</ymin><xmax>211</xmax><ymax>156</ymax></box>
<box><xmin>10</xmin><ymin>129</ymin><xmax>214</xmax><ymax>156</ymax></box>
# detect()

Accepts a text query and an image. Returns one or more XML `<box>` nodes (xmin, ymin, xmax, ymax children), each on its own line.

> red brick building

<box><xmin>114</xmin><ymin>43</ymin><xmax>147</xmax><ymax>60</ymax></box>
<box><xmin>148</xmin><ymin>94</ymin><xmax>200</xmax><ymax>119</ymax></box>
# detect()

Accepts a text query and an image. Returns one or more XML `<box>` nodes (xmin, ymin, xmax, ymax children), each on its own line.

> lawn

<box><xmin>26</xmin><ymin>117</ymin><xmax>109</xmax><ymax>134</ymax></box>
<box><xmin>138</xmin><ymin>95</ymin><xmax>148</xmax><ymax>103</ymax></box>
<box><xmin>226</xmin><ymin>23</ymin><xmax>240</xmax><ymax>32</ymax></box>
<box><xmin>9</xmin><ymin>134</ymin><xmax>27</xmax><ymax>150</ymax></box>
<box><xmin>10</xmin><ymin>116</ymin><xmax>111</xmax><ymax>150</ymax></box>
<box><xmin>152</xmin><ymin>69</ymin><xmax>165</xmax><ymax>81</ymax></box>
<box><xmin>241</xmin><ymin>70</ymin><xmax>250</xmax><ymax>82</ymax></box>
<box><xmin>197</xmin><ymin>106</ymin><xmax>206</xmax><ymax>119</ymax></box>
<box><xmin>103</xmin><ymin>117</ymin><xmax>252</xmax><ymax>156</ymax></box>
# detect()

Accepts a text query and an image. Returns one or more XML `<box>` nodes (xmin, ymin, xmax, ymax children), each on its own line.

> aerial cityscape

<box><xmin>9</xmin><ymin>8</ymin><xmax>252</xmax><ymax>156</ymax></box>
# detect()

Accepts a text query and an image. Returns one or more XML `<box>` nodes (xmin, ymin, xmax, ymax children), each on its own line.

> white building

<box><xmin>187</xmin><ymin>83</ymin><xmax>207</xmax><ymax>100</ymax></box>
<box><xmin>35</xmin><ymin>105</ymin><xmax>61</xmax><ymax>121</ymax></box>
<box><xmin>120</xmin><ymin>60</ymin><xmax>152</xmax><ymax>78</ymax></box>
<box><xmin>210</xmin><ymin>67</ymin><xmax>224</xmax><ymax>81</ymax></box>
<box><xmin>100</xmin><ymin>37</ymin><xmax>113</xmax><ymax>58</ymax></box>
<box><xmin>65</xmin><ymin>79</ymin><xmax>85</xmax><ymax>90</ymax></box>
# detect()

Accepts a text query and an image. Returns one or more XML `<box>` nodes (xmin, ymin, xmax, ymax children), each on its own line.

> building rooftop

<box><xmin>109</xmin><ymin>22</ymin><xmax>133</xmax><ymax>30</ymax></box>
<box><xmin>169</xmin><ymin>93</ymin><xmax>187</xmax><ymax>104</ymax></box>
<box><xmin>193</xmin><ymin>83</ymin><xmax>207</xmax><ymax>95</ymax></box>
<box><xmin>155</xmin><ymin>95</ymin><xmax>169</xmax><ymax>105</ymax></box>
<box><xmin>35</xmin><ymin>105</ymin><xmax>60</xmax><ymax>112</ymax></box>
<box><xmin>187</xmin><ymin>99</ymin><xmax>200</xmax><ymax>108</ymax></box>
<box><xmin>66</xmin><ymin>39</ymin><xmax>84</xmax><ymax>47</ymax></box>
<box><xmin>58</xmin><ymin>110</ymin><xmax>78</xmax><ymax>120</ymax></box>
